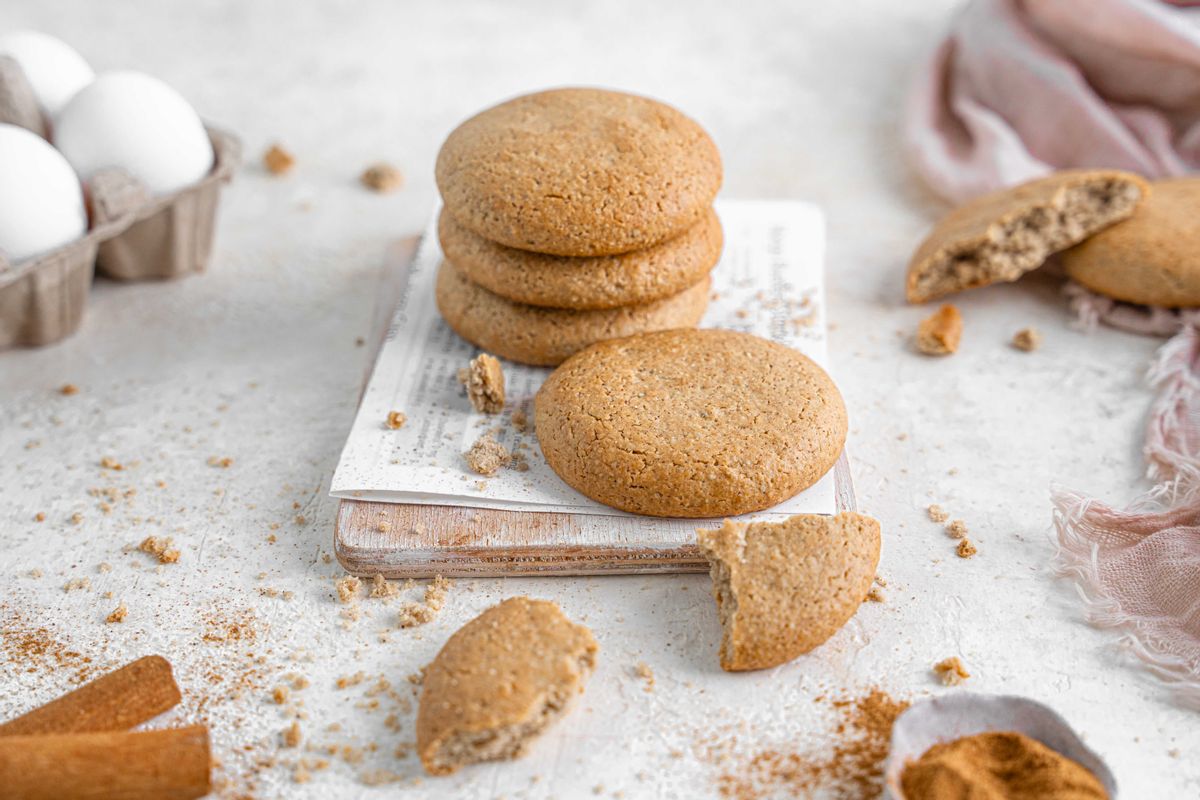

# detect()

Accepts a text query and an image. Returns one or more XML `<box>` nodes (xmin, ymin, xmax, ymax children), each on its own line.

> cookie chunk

<box><xmin>438</xmin><ymin>207</ymin><xmax>723</xmax><ymax>310</ymax></box>
<box><xmin>416</xmin><ymin>597</ymin><xmax>598</xmax><ymax>775</ymax></box>
<box><xmin>436</xmin><ymin>88</ymin><xmax>722</xmax><ymax>256</ymax></box>
<box><xmin>1062</xmin><ymin>178</ymin><xmax>1200</xmax><ymax>307</ymax></box>
<box><xmin>535</xmin><ymin>329</ymin><xmax>846</xmax><ymax>517</ymax></box>
<box><xmin>462</xmin><ymin>353</ymin><xmax>505</xmax><ymax>414</ymax></box>
<box><xmin>435</xmin><ymin>260</ymin><xmax>710</xmax><ymax>367</ymax></box>
<box><xmin>915</xmin><ymin>304</ymin><xmax>962</xmax><ymax>355</ymax></box>
<box><xmin>697</xmin><ymin>513</ymin><xmax>880</xmax><ymax>671</ymax></box>
<box><xmin>907</xmin><ymin>170</ymin><xmax>1147</xmax><ymax>303</ymax></box>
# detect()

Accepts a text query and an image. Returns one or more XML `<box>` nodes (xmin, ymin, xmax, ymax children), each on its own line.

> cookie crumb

<box><xmin>385</xmin><ymin>410</ymin><xmax>407</xmax><ymax>430</ymax></box>
<box><xmin>933</xmin><ymin>656</ymin><xmax>971</xmax><ymax>685</ymax></box>
<box><xmin>915</xmin><ymin>304</ymin><xmax>963</xmax><ymax>355</ymax></box>
<box><xmin>33</xmin><ymin>512</ymin><xmax>45</xmax><ymax>522</ymax></box>
<box><xmin>207</xmin><ymin>456</ymin><xmax>234</xmax><ymax>468</ymax></box>
<box><xmin>866</xmin><ymin>586</ymin><xmax>886</xmax><ymax>603</ymax></box>
<box><xmin>105</xmin><ymin>602</ymin><xmax>128</xmax><ymax>624</ymax></box>
<box><xmin>64</xmin><ymin>577</ymin><xmax>91</xmax><ymax>592</ymax></box>
<box><xmin>360</xmin><ymin>163</ymin><xmax>403</xmax><ymax>194</ymax></box>
<box><xmin>99</xmin><ymin>456</ymin><xmax>124</xmax><ymax>471</ymax></box>
<box><xmin>335</xmin><ymin>575</ymin><xmax>362</xmax><ymax>603</ymax></box>
<box><xmin>272</xmin><ymin>685</ymin><xmax>290</xmax><ymax>704</ymax></box>
<box><xmin>369</xmin><ymin>573</ymin><xmax>400</xmax><ymax>599</ymax></box>
<box><xmin>462</xmin><ymin>353</ymin><xmax>506</xmax><ymax>414</ymax></box>
<box><xmin>1011</xmin><ymin>327</ymin><xmax>1041</xmax><ymax>352</ymax></box>
<box><xmin>263</xmin><ymin>143</ymin><xmax>296</xmax><ymax>175</ymax></box>
<box><xmin>634</xmin><ymin>662</ymin><xmax>655</xmax><ymax>692</ymax></box>
<box><xmin>946</xmin><ymin>519</ymin><xmax>968</xmax><ymax>540</ymax></box>
<box><xmin>138</xmin><ymin>536</ymin><xmax>180</xmax><ymax>564</ymax></box>
<box><xmin>282</xmin><ymin>721</ymin><xmax>302</xmax><ymax>748</ymax></box>
<box><xmin>956</xmin><ymin>539</ymin><xmax>978</xmax><ymax>558</ymax></box>
<box><xmin>927</xmin><ymin>504</ymin><xmax>949</xmax><ymax>523</ymax></box>
<box><xmin>464</xmin><ymin>434</ymin><xmax>510</xmax><ymax>476</ymax></box>
<box><xmin>59</xmin><ymin>383</ymin><xmax>80</xmax><ymax>395</ymax></box>
<box><xmin>511</xmin><ymin>408</ymin><xmax>529</xmax><ymax>433</ymax></box>
<box><xmin>397</xmin><ymin>575</ymin><xmax>451</xmax><ymax>628</ymax></box>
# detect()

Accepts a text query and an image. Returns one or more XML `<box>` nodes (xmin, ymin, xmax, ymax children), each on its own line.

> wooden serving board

<box><xmin>333</xmin><ymin>239</ymin><xmax>856</xmax><ymax>578</ymax></box>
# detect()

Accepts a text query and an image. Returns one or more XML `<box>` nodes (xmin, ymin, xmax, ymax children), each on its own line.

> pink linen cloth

<box><xmin>1053</xmin><ymin>327</ymin><xmax>1200</xmax><ymax>707</ymax></box>
<box><xmin>904</xmin><ymin>0</ymin><xmax>1200</xmax><ymax>204</ymax></box>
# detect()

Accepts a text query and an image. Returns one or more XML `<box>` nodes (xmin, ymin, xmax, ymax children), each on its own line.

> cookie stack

<box><xmin>434</xmin><ymin>88</ymin><xmax>723</xmax><ymax>366</ymax></box>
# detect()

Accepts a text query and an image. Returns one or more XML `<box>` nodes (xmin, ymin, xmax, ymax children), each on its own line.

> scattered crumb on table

<box><xmin>263</xmin><ymin>143</ymin><xmax>296</xmax><ymax>175</ymax></box>
<box><xmin>360</xmin><ymin>163</ymin><xmax>403</xmax><ymax>193</ymax></box>
<box><xmin>385</xmin><ymin>410</ymin><xmax>407</xmax><ymax>430</ymax></box>
<box><xmin>933</xmin><ymin>656</ymin><xmax>971</xmax><ymax>685</ymax></box>
<box><xmin>1011</xmin><ymin>327</ymin><xmax>1041</xmax><ymax>352</ymax></box>
<box><xmin>956</xmin><ymin>539</ymin><xmax>977</xmax><ymax>558</ymax></box>
<box><xmin>464</xmin><ymin>434</ymin><xmax>510</xmax><ymax>476</ymax></box>
<box><xmin>105</xmin><ymin>602</ymin><xmax>128</xmax><ymax>623</ymax></box>
<box><xmin>915</xmin><ymin>304</ymin><xmax>962</xmax><ymax>356</ymax></box>
<box><xmin>927</xmin><ymin>504</ymin><xmax>949</xmax><ymax>523</ymax></box>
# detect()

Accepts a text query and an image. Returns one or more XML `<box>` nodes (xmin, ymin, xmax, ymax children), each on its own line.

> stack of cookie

<box><xmin>434</xmin><ymin>88</ymin><xmax>723</xmax><ymax>366</ymax></box>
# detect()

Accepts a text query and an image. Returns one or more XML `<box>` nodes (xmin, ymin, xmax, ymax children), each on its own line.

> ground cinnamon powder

<box><xmin>901</xmin><ymin>731</ymin><xmax>1108</xmax><ymax>799</ymax></box>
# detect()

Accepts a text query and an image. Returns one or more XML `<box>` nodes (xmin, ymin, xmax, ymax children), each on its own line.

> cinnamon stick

<box><xmin>0</xmin><ymin>725</ymin><xmax>211</xmax><ymax>799</ymax></box>
<box><xmin>0</xmin><ymin>655</ymin><xmax>181</xmax><ymax>736</ymax></box>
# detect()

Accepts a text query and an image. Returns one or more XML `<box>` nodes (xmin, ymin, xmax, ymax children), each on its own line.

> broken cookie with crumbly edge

<box><xmin>906</xmin><ymin>170</ymin><xmax>1148</xmax><ymax>304</ymax></box>
<box><xmin>697</xmin><ymin>512</ymin><xmax>881</xmax><ymax>672</ymax></box>
<box><xmin>916</xmin><ymin>304</ymin><xmax>962</xmax><ymax>355</ymax></box>
<box><xmin>416</xmin><ymin>596</ymin><xmax>598</xmax><ymax>776</ymax></box>
<box><xmin>462</xmin><ymin>353</ymin><xmax>505</xmax><ymax>414</ymax></box>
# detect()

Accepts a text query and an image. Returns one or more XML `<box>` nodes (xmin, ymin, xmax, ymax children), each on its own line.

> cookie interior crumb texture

<box><xmin>416</xmin><ymin>596</ymin><xmax>598</xmax><ymax>775</ymax></box>
<box><xmin>697</xmin><ymin>512</ymin><xmax>881</xmax><ymax>671</ymax></box>
<box><xmin>906</xmin><ymin>170</ymin><xmax>1147</xmax><ymax>303</ymax></box>
<box><xmin>464</xmin><ymin>433</ymin><xmax>510</xmax><ymax>476</ymax></box>
<box><xmin>932</xmin><ymin>656</ymin><xmax>971</xmax><ymax>685</ymax></box>
<box><xmin>463</xmin><ymin>353</ymin><xmax>505</xmax><ymax>414</ymax></box>
<box><xmin>1012</xmin><ymin>327</ymin><xmax>1042</xmax><ymax>352</ymax></box>
<box><xmin>915</xmin><ymin>304</ymin><xmax>962</xmax><ymax>355</ymax></box>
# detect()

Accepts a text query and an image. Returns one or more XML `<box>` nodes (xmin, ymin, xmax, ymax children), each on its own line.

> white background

<box><xmin>1</xmin><ymin>1</ymin><xmax>1195</xmax><ymax>797</ymax></box>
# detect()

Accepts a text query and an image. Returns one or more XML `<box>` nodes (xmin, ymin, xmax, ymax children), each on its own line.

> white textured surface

<box><xmin>0</xmin><ymin>1</ymin><xmax>1196</xmax><ymax>798</ymax></box>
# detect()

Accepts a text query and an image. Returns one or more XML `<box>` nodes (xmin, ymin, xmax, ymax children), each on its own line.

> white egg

<box><xmin>54</xmin><ymin>70</ymin><xmax>214</xmax><ymax>196</ymax></box>
<box><xmin>0</xmin><ymin>31</ymin><xmax>94</xmax><ymax>117</ymax></box>
<box><xmin>0</xmin><ymin>124</ymin><xmax>87</xmax><ymax>263</ymax></box>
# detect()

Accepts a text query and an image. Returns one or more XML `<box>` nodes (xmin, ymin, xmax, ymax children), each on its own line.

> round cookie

<box><xmin>534</xmin><ymin>329</ymin><xmax>847</xmax><ymax>517</ymax></box>
<box><xmin>435</xmin><ymin>260</ymin><xmax>711</xmax><ymax>366</ymax></box>
<box><xmin>438</xmin><ymin>206</ymin><xmax>723</xmax><ymax>310</ymax></box>
<box><xmin>1062</xmin><ymin>178</ymin><xmax>1200</xmax><ymax>308</ymax></box>
<box><xmin>436</xmin><ymin>88</ymin><xmax>722</xmax><ymax>257</ymax></box>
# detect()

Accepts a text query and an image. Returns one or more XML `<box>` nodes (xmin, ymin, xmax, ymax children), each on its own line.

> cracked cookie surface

<box><xmin>435</xmin><ymin>87</ymin><xmax>722</xmax><ymax>256</ymax></box>
<box><xmin>534</xmin><ymin>328</ymin><xmax>847</xmax><ymax>517</ymax></box>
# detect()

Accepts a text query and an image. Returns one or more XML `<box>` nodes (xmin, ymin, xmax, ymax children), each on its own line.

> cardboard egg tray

<box><xmin>0</xmin><ymin>56</ymin><xmax>241</xmax><ymax>349</ymax></box>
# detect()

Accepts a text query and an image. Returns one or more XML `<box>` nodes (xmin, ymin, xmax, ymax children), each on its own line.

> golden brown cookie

<box><xmin>416</xmin><ymin>596</ymin><xmax>598</xmax><ymax>776</ymax></box>
<box><xmin>438</xmin><ymin>206</ymin><xmax>723</xmax><ymax>310</ymax></box>
<box><xmin>534</xmin><ymin>329</ymin><xmax>847</xmax><ymax>517</ymax></box>
<box><xmin>436</xmin><ymin>88</ymin><xmax>722</xmax><ymax>256</ymax></box>
<box><xmin>907</xmin><ymin>170</ymin><xmax>1148</xmax><ymax>303</ymax></box>
<box><xmin>697</xmin><ymin>513</ymin><xmax>880</xmax><ymax>671</ymax></box>
<box><xmin>1062</xmin><ymin>178</ymin><xmax>1200</xmax><ymax>307</ymax></box>
<box><xmin>435</xmin><ymin>259</ymin><xmax>710</xmax><ymax>367</ymax></box>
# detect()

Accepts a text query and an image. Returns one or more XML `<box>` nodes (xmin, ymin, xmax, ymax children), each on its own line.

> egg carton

<box><xmin>0</xmin><ymin>56</ymin><xmax>241</xmax><ymax>349</ymax></box>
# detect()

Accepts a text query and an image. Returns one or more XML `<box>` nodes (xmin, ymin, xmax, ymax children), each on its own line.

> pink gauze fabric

<box><xmin>904</xmin><ymin>0</ymin><xmax>1200</xmax><ymax>204</ymax></box>
<box><xmin>1053</xmin><ymin>326</ymin><xmax>1200</xmax><ymax>707</ymax></box>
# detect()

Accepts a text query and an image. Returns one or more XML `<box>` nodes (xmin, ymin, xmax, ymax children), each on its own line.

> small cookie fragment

<box><xmin>462</xmin><ymin>353</ymin><xmax>505</xmax><ymax>414</ymax></box>
<box><xmin>697</xmin><ymin>512</ymin><xmax>881</xmax><ymax>671</ymax></box>
<box><xmin>946</xmin><ymin>519</ymin><xmax>968</xmax><ymax>539</ymax></box>
<box><xmin>933</xmin><ymin>656</ymin><xmax>971</xmax><ymax>686</ymax></box>
<box><xmin>263</xmin><ymin>143</ymin><xmax>296</xmax><ymax>175</ymax></box>
<box><xmin>915</xmin><ymin>305</ymin><xmax>963</xmax><ymax>355</ymax></box>
<box><xmin>360</xmin><ymin>162</ymin><xmax>403</xmax><ymax>193</ymax></box>
<box><xmin>416</xmin><ymin>596</ymin><xmax>598</xmax><ymax>775</ymax></box>
<box><xmin>956</xmin><ymin>539</ymin><xmax>978</xmax><ymax>558</ymax></box>
<box><xmin>464</xmin><ymin>434</ymin><xmax>509</xmax><ymax>476</ymax></box>
<box><xmin>138</xmin><ymin>536</ymin><xmax>180</xmax><ymax>564</ymax></box>
<box><xmin>335</xmin><ymin>575</ymin><xmax>362</xmax><ymax>603</ymax></box>
<box><xmin>105</xmin><ymin>602</ymin><xmax>128</xmax><ymax>623</ymax></box>
<box><xmin>397</xmin><ymin>575</ymin><xmax>452</xmax><ymax>628</ymax></box>
<box><xmin>385</xmin><ymin>411</ymin><xmax>407</xmax><ymax>430</ymax></box>
<box><xmin>927</xmin><ymin>504</ymin><xmax>949</xmax><ymax>523</ymax></box>
<box><xmin>1011</xmin><ymin>327</ymin><xmax>1041</xmax><ymax>352</ymax></box>
<box><xmin>283</xmin><ymin>721</ymin><xmax>303</xmax><ymax>748</ymax></box>
<box><xmin>59</xmin><ymin>383</ymin><xmax>80</xmax><ymax>395</ymax></box>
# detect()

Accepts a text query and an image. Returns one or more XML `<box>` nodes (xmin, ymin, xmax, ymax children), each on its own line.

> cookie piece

<box><xmin>462</xmin><ymin>353</ymin><xmax>505</xmax><ymax>413</ymax></box>
<box><xmin>438</xmin><ymin>206</ymin><xmax>723</xmax><ymax>310</ymax></box>
<box><xmin>416</xmin><ymin>597</ymin><xmax>598</xmax><ymax>776</ymax></box>
<box><xmin>697</xmin><ymin>513</ymin><xmax>880</xmax><ymax>671</ymax></box>
<box><xmin>915</xmin><ymin>304</ymin><xmax>962</xmax><ymax>355</ymax></box>
<box><xmin>1062</xmin><ymin>178</ymin><xmax>1200</xmax><ymax>307</ymax></box>
<box><xmin>907</xmin><ymin>170</ymin><xmax>1148</xmax><ymax>303</ymax></box>
<box><xmin>535</xmin><ymin>329</ymin><xmax>847</xmax><ymax>517</ymax></box>
<box><xmin>435</xmin><ymin>260</ymin><xmax>710</xmax><ymax>367</ymax></box>
<box><xmin>436</xmin><ymin>88</ymin><xmax>722</xmax><ymax>256</ymax></box>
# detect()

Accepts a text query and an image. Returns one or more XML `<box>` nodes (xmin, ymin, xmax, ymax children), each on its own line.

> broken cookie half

<box><xmin>906</xmin><ymin>170</ymin><xmax>1148</xmax><ymax>303</ymax></box>
<box><xmin>697</xmin><ymin>512</ymin><xmax>881</xmax><ymax>672</ymax></box>
<box><xmin>416</xmin><ymin>596</ymin><xmax>598</xmax><ymax>776</ymax></box>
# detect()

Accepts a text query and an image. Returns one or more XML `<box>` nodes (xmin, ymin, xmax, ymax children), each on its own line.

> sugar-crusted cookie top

<box><xmin>534</xmin><ymin>328</ymin><xmax>847</xmax><ymax>517</ymax></box>
<box><xmin>436</xmin><ymin>88</ymin><xmax>722</xmax><ymax>256</ymax></box>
